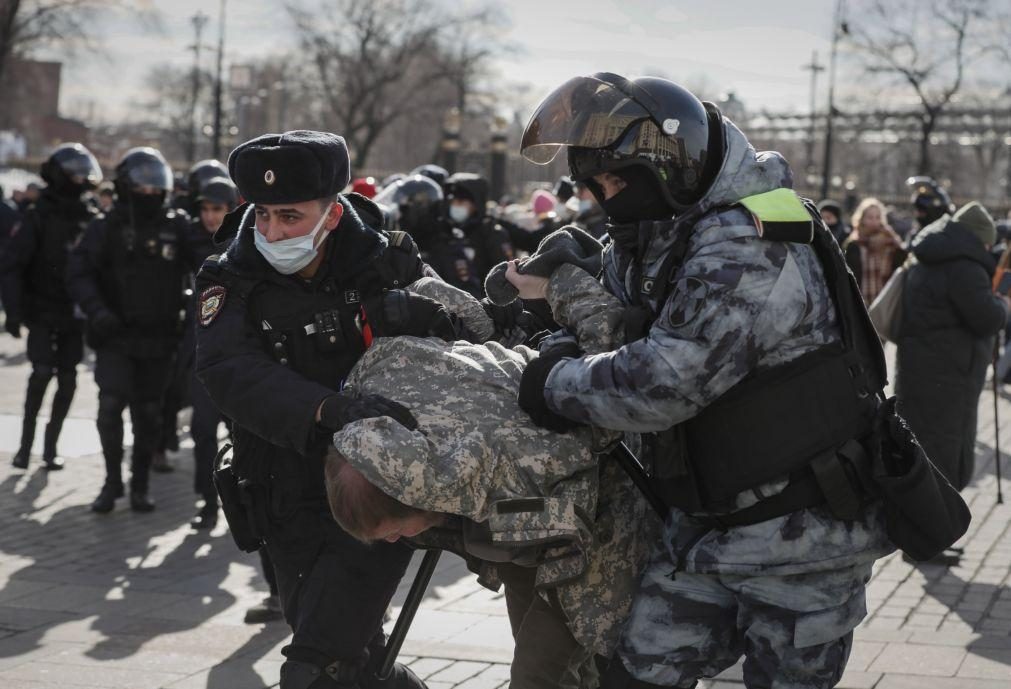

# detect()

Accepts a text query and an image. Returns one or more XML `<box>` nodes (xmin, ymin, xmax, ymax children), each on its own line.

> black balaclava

<box><xmin>598</xmin><ymin>165</ymin><xmax>676</xmax><ymax>225</ymax></box>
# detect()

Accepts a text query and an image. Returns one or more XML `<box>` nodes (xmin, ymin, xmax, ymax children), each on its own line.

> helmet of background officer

<box><xmin>411</xmin><ymin>163</ymin><xmax>449</xmax><ymax>188</ymax></box>
<box><xmin>443</xmin><ymin>172</ymin><xmax>489</xmax><ymax>226</ymax></box>
<box><xmin>521</xmin><ymin>72</ymin><xmax>723</xmax><ymax>224</ymax></box>
<box><xmin>195</xmin><ymin>176</ymin><xmax>238</xmax><ymax>234</ymax></box>
<box><xmin>187</xmin><ymin>159</ymin><xmax>229</xmax><ymax>200</ymax></box>
<box><xmin>907</xmin><ymin>176</ymin><xmax>954</xmax><ymax>228</ymax></box>
<box><xmin>113</xmin><ymin>147</ymin><xmax>173</xmax><ymax>224</ymax></box>
<box><xmin>40</xmin><ymin>143</ymin><xmax>102</xmax><ymax>198</ymax></box>
<box><xmin>228</xmin><ymin>130</ymin><xmax>349</xmax><ymax>275</ymax></box>
<box><xmin>380</xmin><ymin>172</ymin><xmax>406</xmax><ymax>191</ymax></box>
<box><xmin>351</xmin><ymin>176</ymin><xmax>377</xmax><ymax>199</ymax></box>
<box><xmin>387</xmin><ymin>175</ymin><xmax>444</xmax><ymax>246</ymax></box>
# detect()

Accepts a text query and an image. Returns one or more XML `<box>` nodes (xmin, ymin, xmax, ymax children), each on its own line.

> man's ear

<box><xmin>327</xmin><ymin>201</ymin><xmax>344</xmax><ymax>231</ymax></box>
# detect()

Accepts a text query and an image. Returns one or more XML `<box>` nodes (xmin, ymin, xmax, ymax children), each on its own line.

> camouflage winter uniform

<box><xmin>334</xmin><ymin>267</ymin><xmax>657</xmax><ymax>659</ymax></box>
<box><xmin>539</xmin><ymin>119</ymin><xmax>893</xmax><ymax>688</ymax></box>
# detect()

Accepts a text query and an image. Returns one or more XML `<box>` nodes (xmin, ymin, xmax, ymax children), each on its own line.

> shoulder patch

<box><xmin>667</xmin><ymin>276</ymin><xmax>709</xmax><ymax>328</ymax></box>
<box><xmin>388</xmin><ymin>230</ymin><xmax>408</xmax><ymax>248</ymax></box>
<box><xmin>199</xmin><ymin>285</ymin><xmax>227</xmax><ymax>327</ymax></box>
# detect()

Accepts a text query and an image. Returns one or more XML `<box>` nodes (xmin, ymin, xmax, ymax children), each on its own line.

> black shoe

<box><xmin>190</xmin><ymin>502</ymin><xmax>218</xmax><ymax>530</ymax></box>
<box><xmin>151</xmin><ymin>452</ymin><xmax>174</xmax><ymax>473</ymax></box>
<box><xmin>244</xmin><ymin>594</ymin><xmax>283</xmax><ymax>624</ymax></box>
<box><xmin>11</xmin><ymin>450</ymin><xmax>29</xmax><ymax>469</ymax></box>
<box><xmin>43</xmin><ymin>454</ymin><xmax>65</xmax><ymax>471</ymax></box>
<box><xmin>91</xmin><ymin>483</ymin><xmax>124</xmax><ymax>513</ymax></box>
<box><xmin>129</xmin><ymin>491</ymin><xmax>156</xmax><ymax>512</ymax></box>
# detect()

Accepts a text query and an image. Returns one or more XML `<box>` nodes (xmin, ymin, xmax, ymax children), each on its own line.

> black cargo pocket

<box><xmin>793</xmin><ymin>589</ymin><xmax>867</xmax><ymax>649</ymax></box>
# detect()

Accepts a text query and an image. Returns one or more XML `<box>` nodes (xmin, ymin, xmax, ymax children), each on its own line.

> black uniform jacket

<box><xmin>194</xmin><ymin>194</ymin><xmax>429</xmax><ymax>487</ymax></box>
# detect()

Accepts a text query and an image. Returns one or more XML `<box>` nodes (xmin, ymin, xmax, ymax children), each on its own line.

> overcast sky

<box><xmin>55</xmin><ymin>0</ymin><xmax>841</xmax><ymax>123</ymax></box>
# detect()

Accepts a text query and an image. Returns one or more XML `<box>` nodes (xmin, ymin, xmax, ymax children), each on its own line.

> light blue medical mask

<box><xmin>448</xmin><ymin>203</ymin><xmax>471</xmax><ymax>224</ymax></box>
<box><xmin>254</xmin><ymin>203</ymin><xmax>333</xmax><ymax>275</ymax></box>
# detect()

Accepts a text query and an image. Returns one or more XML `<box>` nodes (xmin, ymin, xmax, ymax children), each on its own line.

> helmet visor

<box><xmin>124</xmin><ymin>158</ymin><xmax>173</xmax><ymax>192</ymax></box>
<box><xmin>521</xmin><ymin>75</ymin><xmax>653</xmax><ymax>165</ymax></box>
<box><xmin>59</xmin><ymin>151</ymin><xmax>103</xmax><ymax>188</ymax></box>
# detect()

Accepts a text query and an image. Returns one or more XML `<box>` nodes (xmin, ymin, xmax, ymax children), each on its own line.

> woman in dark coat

<box><xmin>896</xmin><ymin>202</ymin><xmax>1009</xmax><ymax>490</ymax></box>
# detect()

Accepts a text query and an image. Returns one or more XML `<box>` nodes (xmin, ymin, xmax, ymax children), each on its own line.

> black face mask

<box><xmin>598</xmin><ymin>167</ymin><xmax>675</xmax><ymax>224</ymax></box>
<box><xmin>127</xmin><ymin>193</ymin><xmax>166</xmax><ymax>223</ymax></box>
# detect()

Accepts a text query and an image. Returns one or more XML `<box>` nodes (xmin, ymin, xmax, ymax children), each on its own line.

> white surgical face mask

<box><xmin>254</xmin><ymin>203</ymin><xmax>333</xmax><ymax>275</ymax></box>
<box><xmin>578</xmin><ymin>199</ymin><xmax>593</xmax><ymax>213</ymax></box>
<box><xmin>448</xmin><ymin>203</ymin><xmax>471</xmax><ymax>224</ymax></box>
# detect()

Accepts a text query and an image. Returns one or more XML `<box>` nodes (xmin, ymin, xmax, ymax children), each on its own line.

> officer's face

<box><xmin>253</xmin><ymin>200</ymin><xmax>343</xmax><ymax>243</ymax></box>
<box><xmin>199</xmin><ymin>201</ymin><xmax>229</xmax><ymax>234</ymax></box>
<box><xmin>592</xmin><ymin>172</ymin><xmax>627</xmax><ymax>200</ymax></box>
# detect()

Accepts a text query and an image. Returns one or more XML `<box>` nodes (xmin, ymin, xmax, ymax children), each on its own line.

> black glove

<box><xmin>90</xmin><ymin>310</ymin><xmax>123</xmax><ymax>340</ymax></box>
<box><xmin>318</xmin><ymin>393</ymin><xmax>418</xmax><ymax>433</ymax></box>
<box><xmin>518</xmin><ymin>343</ymin><xmax>583</xmax><ymax>433</ymax></box>
<box><xmin>4</xmin><ymin>316</ymin><xmax>21</xmax><ymax>338</ymax></box>
<box><xmin>480</xmin><ymin>297</ymin><xmax>522</xmax><ymax>334</ymax></box>
<box><xmin>363</xmin><ymin>290</ymin><xmax>458</xmax><ymax>341</ymax></box>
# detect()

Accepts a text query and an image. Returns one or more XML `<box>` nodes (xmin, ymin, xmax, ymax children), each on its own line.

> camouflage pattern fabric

<box><xmin>615</xmin><ymin>555</ymin><xmax>872</xmax><ymax>689</ymax></box>
<box><xmin>405</xmin><ymin>276</ymin><xmax>495</xmax><ymax>343</ymax></box>
<box><xmin>333</xmin><ymin>302</ymin><xmax>658</xmax><ymax>653</ymax></box>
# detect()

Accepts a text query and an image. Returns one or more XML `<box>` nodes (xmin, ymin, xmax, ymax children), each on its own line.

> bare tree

<box><xmin>286</xmin><ymin>0</ymin><xmax>503</xmax><ymax>169</ymax></box>
<box><xmin>138</xmin><ymin>63</ymin><xmax>216</xmax><ymax>163</ymax></box>
<box><xmin>844</xmin><ymin>0</ymin><xmax>1004</xmax><ymax>175</ymax></box>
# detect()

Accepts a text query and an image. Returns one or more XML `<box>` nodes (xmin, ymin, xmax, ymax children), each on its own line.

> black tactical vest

<box><xmin>646</xmin><ymin>192</ymin><xmax>887</xmax><ymax>515</ymax></box>
<box><xmin>23</xmin><ymin>194</ymin><xmax>93</xmax><ymax>324</ymax></box>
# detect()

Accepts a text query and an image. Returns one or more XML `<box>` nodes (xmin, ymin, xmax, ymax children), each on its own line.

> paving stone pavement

<box><xmin>1</xmin><ymin>333</ymin><xmax>1011</xmax><ymax>688</ymax></box>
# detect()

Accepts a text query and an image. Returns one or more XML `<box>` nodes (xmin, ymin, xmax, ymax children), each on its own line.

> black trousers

<box><xmin>262</xmin><ymin>501</ymin><xmax>413</xmax><ymax>674</ymax></box>
<box><xmin>496</xmin><ymin>563</ymin><xmax>594</xmax><ymax>689</ymax></box>
<box><xmin>93</xmin><ymin>348</ymin><xmax>173</xmax><ymax>492</ymax></box>
<box><xmin>19</xmin><ymin>322</ymin><xmax>84</xmax><ymax>455</ymax></box>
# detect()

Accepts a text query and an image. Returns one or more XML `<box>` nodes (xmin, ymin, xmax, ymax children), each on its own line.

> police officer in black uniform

<box><xmin>442</xmin><ymin>172</ymin><xmax>514</xmax><ymax>288</ymax></box>
<box><xmin>67</xmin><ymin>147</ymin><xmax>197</xmax><ymax>513</ymax></box>
<box><xmin>1</xmin><ymin>143</ymin><xmax>101</xmax><ymax>470</ymax></box>
<box><xmin>907</xmin><ymin>176</ymin><xmax>955</xmax><ymax>233</ymax></box>
<box><xmin>194</xmin><ymin>131</ymin><xmax>443</xmax><ymax>689</ymax></box>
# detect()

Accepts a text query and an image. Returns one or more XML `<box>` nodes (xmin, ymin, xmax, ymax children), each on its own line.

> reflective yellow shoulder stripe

<box><xmin>738</xmin><ymin>188</ymin><xmax>810</xmax><ymax>222</ymax></box>
<box><xmin>737</xmin><ymin>188</ymin><xmax>815</xmax><ymax>243</ymax></box>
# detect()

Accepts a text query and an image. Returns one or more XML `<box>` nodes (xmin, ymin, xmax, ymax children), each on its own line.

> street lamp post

<box><xmin>212</xmin><ymin>0</ymin><xmax>227</xmax><ymax>159</ymax></box>
<box><xmin>188</xmin><ymin>11</ymin><xmax>209</xmax><ymax>165</ymax></box>
<box><xmin>821</xmin><ymin>0</ymin><xmax>846</xmax><ymax>200</ymax></box>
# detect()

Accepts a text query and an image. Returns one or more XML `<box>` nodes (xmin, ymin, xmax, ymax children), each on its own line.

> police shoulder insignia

<box><xmin>199</xmin><ymin>285</ymin><xmax>227</xmax><ymax>327</ymax></box>
<box><xmin>667</xmin><ymin>276</ymin><xmax>709</xmax><ymax>328</ymax></box>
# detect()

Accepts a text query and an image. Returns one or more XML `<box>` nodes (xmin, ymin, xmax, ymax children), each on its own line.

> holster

<box><xmin>868</xmin><ymin>397</ymin><xmax>971</xmax><ymax>561</ymax></box>
<box><xmin>212</xmin><ymin>443</ymin><xmax>266</xmax><ymax>553</ymax></box>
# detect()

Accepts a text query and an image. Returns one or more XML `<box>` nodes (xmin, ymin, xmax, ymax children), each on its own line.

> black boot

<box><xmin>130</xmin><ymin>490</ymin><xmax>156</xmax><ymax>513</ymax></box>
<box><xmin>190</xmin><ymin>501</ymin><xmax>218</xmax><ymax>530</ymax></box>
<box><xmin>91</xmin><ymin>482</ymin><xmax>124</xmax><ymax>513</ymax></box>
<box><xmin>43</xmin><ymin>370</ymin><xmax>76</xmax><ymax>471</ymax></box>
<box><xmin>13</xmin><ymin>370</ymin><xmax>49</xmax><ymax>469</ymax></box>
<box><xmin>11</xmin><ymin>449</ymin><xmax>30</xmax><ymax>469</ymax></box>
<box><xmin>151</xmin><ymin>451</ymin><xmax>174</xmax><ymax>473</ymax></box>
<box><xmin>42</xmin><ymin>424</ymin><xmax>65</xmax><ymax>471</ymax></box>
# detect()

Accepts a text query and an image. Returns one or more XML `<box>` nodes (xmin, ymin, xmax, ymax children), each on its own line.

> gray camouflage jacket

<box><xmin>332</xmin><ymin>270</ymin><xmax>657</xmax><ymax>656</ymax></box>
<box><xmin>543</xmin><ymin>118</ymin><xmax>893</xmax><ymax>576</ymax></box>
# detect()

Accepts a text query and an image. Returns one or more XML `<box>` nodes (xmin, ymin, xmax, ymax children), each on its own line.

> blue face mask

<box><xmin>254</xmin><ymin>203</ymin><xmax>333</xmax><ymax>275</ymax></box>
<box><xmin>448</xmin><ymin>203</ymin><xmax>471</xmax><ymax>224</ymax></box>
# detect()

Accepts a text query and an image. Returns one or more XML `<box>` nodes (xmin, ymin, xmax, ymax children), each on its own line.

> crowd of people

<box><xmin>0</xmin><ymin>71</ymin><xmax>1008</xmax><ymax>689</ymax></box>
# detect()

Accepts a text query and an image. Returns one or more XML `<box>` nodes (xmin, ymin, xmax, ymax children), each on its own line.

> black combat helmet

<box><xmin>40</xmin><ymin>143</ymin><xmax>103</xmax><ymax>196</ymax></box>
<box><xmin>521</xmin><ymin>73</ymin><xmax>723</xmax><ymax>218</ymax></box>
<box><xmin>444</xmin><ymin>172</ymin><xmax>489</xmax><ymax>210</ymax></box>
<box><xmin>907</xmin><ymin>176</ymin><xmax>954</xmax><ymax>227</ymax></box>
<box><xmin>187</xmin><ymin>159</ymin><xmax>230</xmax><ymax>198</ymax></box>
<box><xmin>195</xmin><ymin>175</ymin><xmax>238</xmax><ymax>209</ymax></box>
<box><xmin>389</xmin><ymin>175</ymin><xmax>444</xmax><ymax>244</ymax></box>
<box><xmin>114</xmin><ymin>147</ymin><xmax>173</xmax><ymax>221</ymax></box>
<box><xmin>410</xmin><ymin>164</ymin><xmax>449</xmax><ymax>188</ymax></box>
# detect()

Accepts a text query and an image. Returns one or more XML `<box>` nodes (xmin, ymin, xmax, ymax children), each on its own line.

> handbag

<box><xmin>868</xmin><ymin>256</ymin><xmax>915</xmax><ymax>343</ymax></box>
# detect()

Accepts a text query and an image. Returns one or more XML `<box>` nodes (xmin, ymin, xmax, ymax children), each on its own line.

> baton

<box><xmin>376</xmin><ymin>549</ymin><xmax>442</xmax><ymax>680</ymax></box>
<box><xmin>994</xmin><ymin>339</ymin><xmax>1004</xmax><ymax>504</ymax></box>
<box><xmin>611</xmin><ymin>441</ymin><xmax>669</xmax><ymax>519</ymax></box>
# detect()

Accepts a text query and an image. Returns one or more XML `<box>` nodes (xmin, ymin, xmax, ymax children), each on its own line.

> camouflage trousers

<box><xmin>609</xmin><ymin>548</ymin><xmax>873</xmax><ymax>689</ymax></box>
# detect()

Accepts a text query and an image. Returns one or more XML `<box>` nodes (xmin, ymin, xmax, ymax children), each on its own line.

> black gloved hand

<box><xmin>518</xmin><ymin>343</ymin><xmax>583</xmax><ymax>432</ymax></box>
<box><xmin>90</xmin><ymin>310</ymin><xmax>123</xmax><ymax>339</ymax></box>
<box><xmin>363</xmin><ymin>290</ymin><xmax>458</xmax><ymax>341</ymax></box>
<box><xmin>4</xmin><ymin>316</ymin><xmax>21</xmax><ymax>338</ymax></box>
<box><xmin>318</xmin><ymin>393</ymin><xmax>418</xmax><ymax>433</ymax></box>
<box><xmin>480</xmin><ymin>297</ymin><xmax>523</xmax><ymax>334</ymax></box>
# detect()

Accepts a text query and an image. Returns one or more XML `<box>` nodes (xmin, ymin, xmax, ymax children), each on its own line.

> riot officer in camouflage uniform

<box><xmin>512</xmin><ymin>73</ymin><xmax>894</xmax><ymax>689</ymax></box>
<box><xmin>194</xmin><ymin>130</ymin><xmax>454</xmax><ymax>689</ymax></box>
<box><xmin>67</xmin><ymin>147</ymin><xmax>198</xmax><ymax>513</ymax></box>
<box><xmin>1</xmin><ymin>143</ymin><xmax>101</xmax><ymax>470</ymax></box>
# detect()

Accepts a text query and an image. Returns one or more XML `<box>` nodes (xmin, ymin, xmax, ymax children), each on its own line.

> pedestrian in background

<box><xmin>843</xmin><ymin>197</ymin><xmax>906</xmax><ymax>305</ymax></box>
